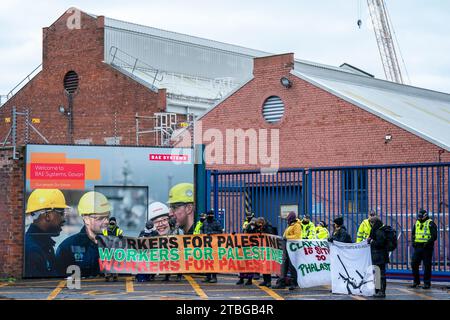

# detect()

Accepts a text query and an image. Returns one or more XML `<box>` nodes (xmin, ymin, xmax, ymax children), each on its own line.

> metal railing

<box><xmin>108</xmin><ymin>46</ymin><xmax>163</xmax><ymax>85</ymax></box>
<box><xmin>207</xmin><ymin>163</ymin><xmax>450</xmax><ymax>276</ymax></box>
<box><xmin>2</xmin><ymin>64</ymin><xmax>42</xmax><ymax>105</ymax></box>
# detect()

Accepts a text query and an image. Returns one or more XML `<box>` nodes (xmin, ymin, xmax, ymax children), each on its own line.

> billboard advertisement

<box><xmin>23</xmin><ymin>144</ymin><xmax>194</xmax><ymax>278</ymax></box>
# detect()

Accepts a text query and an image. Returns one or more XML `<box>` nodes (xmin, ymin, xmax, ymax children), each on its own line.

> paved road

<box><xmin>0</xmin><ymin>275</ymin><xmax>448</xmax><ymax>300</ymax></box>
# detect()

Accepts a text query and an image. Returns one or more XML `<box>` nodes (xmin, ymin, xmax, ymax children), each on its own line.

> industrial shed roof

<box><xmin>95</xmin><ymin>13</ymin><xmax>450</xmax><ymax>150</ymax></box>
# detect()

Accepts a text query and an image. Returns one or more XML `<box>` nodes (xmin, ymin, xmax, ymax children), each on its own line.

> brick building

<box><xmin>0</xmin><ymin>8</ymin><xmax>449</xmax><ymax>278</ymax></box>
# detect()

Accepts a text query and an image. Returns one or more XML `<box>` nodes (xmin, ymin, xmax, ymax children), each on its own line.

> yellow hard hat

<box><xmin>26</xmin><ymin>189</ymin><xmax>68</xmax><ymax>214</ymax></box>
<box><xmin>167</xmin><ymin>183</ymin><xmax>194</xmax><ymax>204</ymax></box>
<box><xmin>78</xmin><ymin>191</ymin><xmax>112</xmax><ymax>215</ymax></box>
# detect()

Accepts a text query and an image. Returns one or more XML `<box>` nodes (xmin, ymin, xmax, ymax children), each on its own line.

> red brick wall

<box><xmin>198</xmin><ymin>53</ymin><xmax>450</xmax><ymax>170</ymax></box>
<box><xmin>0</xmin><ymin>149</ymin><xmax>24</xmax><ymax>278</ymax></box>
<box><xmin>0</xmin><ymin>10</ymin><xmax>165</xmax><ymax>147</ymax></box>
<box><xmin>0</xmin><ymin>10</ymin><xmax>167</xmax><ymax>277</ymax></box>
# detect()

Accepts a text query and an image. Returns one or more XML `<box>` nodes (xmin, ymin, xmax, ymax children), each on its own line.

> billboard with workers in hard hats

<box><xmin>23</xmin><ymin>144</ymin><xmax>194</xmax><ymax>278</ymax></box>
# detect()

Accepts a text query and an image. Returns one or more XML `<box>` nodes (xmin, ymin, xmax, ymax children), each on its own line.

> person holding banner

<box><xmin>367</xmin><ymin>217</ymin><xmax>389</xmax><ymax>298</ymax></box>
<box><xmin>274</xmin><ymin>211</ymin><xmax>302</xmax><ymax>290</ymax></box>
<box><xmin>328</xmin><ymin>217</ymin><xmax>352</xmax><ymax>243</ymax></box>
<box><xmin>315</xmin><ymin>221</ymin><xmax>330</xmax><ymax>240</ymax></box>
<box><xmin>236</xmin><ymin>218</ymin><xmax>259</xmax><ymax>286</ymax></box>
<box><xmin>136</xmin><ymin>220</ymin><xmax>159</xmax><ymax>282</ymax></box>
<box><xmin>201</xmin><ymin>210</ymin><xmax>223</xmax><ymax>283</ymax></box>
<box><xmin>102</xmin><ymin>217</ymin><xmax>124</xmax><ymax>282</ymax></box>
<box><xmin>256</xmin><ymin>217</ymin><xmax>277</xmax><ymax>287</ymax></box>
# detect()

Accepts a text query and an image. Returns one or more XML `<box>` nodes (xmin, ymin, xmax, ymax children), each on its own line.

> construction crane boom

<box><xmin>366</xmin><ymin>0</ymin><xmax>404</xmax><ymax>84</ymax></box>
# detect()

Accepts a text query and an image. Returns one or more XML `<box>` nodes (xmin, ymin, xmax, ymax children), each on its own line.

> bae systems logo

<box><xmin>149</xmin><ymin>154</ymin><xmax>189</xmax><ymax>162</ymax></box>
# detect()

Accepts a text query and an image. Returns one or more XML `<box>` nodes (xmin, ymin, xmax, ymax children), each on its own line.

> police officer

<box><xmin>411</xmin><ymin>209</ymin><xmax>437</xmax><ymax>289</ymax></box>
<box><xmin>56</xmin><ymin>191</ymin><xmax>111</xmax><ymax>277</ymax></box>
<box><xmin>315</xmin><ymin>221</ymin><xmax>330</xmax><ymax>240</ymax></box>
<box><xmin>242</xmin><ymin>212</ymin><xmax>255</xmax><ymax>232</ymax></box>
<box><xmin>24</xmin><ymin>189</ymin><xmax>68</xmax><ymax>278</ymax></box>
<box><xmin>357</xmin><ymin>210</ymin><xmax>377</xmax><ymax>243</ymax></box>
<box><xmin>102</xmin><ymin>217</ymin><xmax>124</xmax><ymax>282</ymax></box>
<box><xmin>301</xmin><ymin>214</ymin><xmax>316</xmax><ymax>239</ymax></box>
<box><xmin>193</xmin><ymin>213</ymin><xmax>206</xmax><ymax>235</ymax></box>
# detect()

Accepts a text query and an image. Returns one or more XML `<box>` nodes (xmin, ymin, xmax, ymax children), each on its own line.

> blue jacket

<box><xmin>55</xmin><ymin>226</ymin><xmax>100</xmax><ymax>277</ymax></box>
<box><xmin>24</xmin><ymin>224</ymin><xmax>60</xmax><ymax>278</ymax></box>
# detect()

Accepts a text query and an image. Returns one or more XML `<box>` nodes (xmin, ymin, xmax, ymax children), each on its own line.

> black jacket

<box><xmin>411</xmin><ymin>218</ymin><xmax>437</xmax><ymax>249</ymax></box>
<box><xmin>329</xmin><ymin>226</ymin><xmax>352</xmax><ymax>243</ymax></box>
<box><xmin>24</xmin><ymin>224</ymin><xmax>61</xmax><ymax>278</ymax></box>
<box><xmin>369</xmin><ymin>220</ymin><xmax>390</xmax><ymax>265</ymax></box>
<box><xmin>258</xmin><ymin>223</ymin><xmax>277</xmax><ymax>235</ymax></box>
<box><xmin>201</xmin><ymin>218</ymin><xmax>223</xmax><ymax>234</ymax></box>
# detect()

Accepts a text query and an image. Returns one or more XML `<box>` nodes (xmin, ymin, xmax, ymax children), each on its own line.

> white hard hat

<box><xmin>148</xmin><ymin>201</ymin><xmax>170</xmax><ymax>221</ymax></box>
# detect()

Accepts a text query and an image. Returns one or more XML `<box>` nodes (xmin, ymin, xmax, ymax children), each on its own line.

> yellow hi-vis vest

<box><xmin>415</xmin><ymin>220</ymin><xmax>432</xmax><ymax>243</ymax></box>
<box><xmin>242</xmin><ymin>220</ymin><xmax>250</xmax><ymax>232</ymax></box>
<box><xmin>315</xmin><ymin>226</ymin><xmax>330</xmax><ymax>240</ymax></box>
<box><xmin>357</xmin><ymin>219</ymin><xmax>372</xmax><ymax>243</ymax></box>
<box><xmin>302</xmin><ymin>222</ymin><xmax>317</xmax><ymax>239</ymax></box>
<box><xmin>102</xmin><ymin>228</ymin><xmax>123</xmax><ymax>237</ymax></box>
<box><xmin>193</xmin><ymin>221</ymin><xmax>203</xmax><ymax>235</ymax></box>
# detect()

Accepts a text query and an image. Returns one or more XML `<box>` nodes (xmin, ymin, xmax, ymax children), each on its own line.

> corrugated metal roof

<box><xmin>98</xmin><ymin>14</ymin><xmax>450</xmax><ymax>150</ymax></box>
<box><xmin>291</xmin><ymin>67</ymin><xmax>450</xmax><ymax>151</ymax></box>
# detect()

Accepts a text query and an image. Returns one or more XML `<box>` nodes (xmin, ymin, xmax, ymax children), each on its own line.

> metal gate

<box><xmin>206</xmin><ymin>162</ymin><xmax>450</xmax><ymax>277</ymax></box>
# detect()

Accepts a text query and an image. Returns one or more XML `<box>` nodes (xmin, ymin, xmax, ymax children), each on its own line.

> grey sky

<box><xmin>1</xmin><ymin>0</ymin><xmax>449</xmax><ymax>96</ymax></box>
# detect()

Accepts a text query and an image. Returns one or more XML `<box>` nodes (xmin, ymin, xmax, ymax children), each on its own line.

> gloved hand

<box><xmin>328</xmin><ymin>237</ymin><xmax>334</xmax><ymax>243</ymax></box>
<box><xmin>367</xmin><ymin>237</ymin><xmax>372</xmax><ymax>244</ymax></box>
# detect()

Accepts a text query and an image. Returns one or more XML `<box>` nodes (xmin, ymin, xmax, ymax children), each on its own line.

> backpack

<box><xmin>382</xmin><ymin>225</ymin><xmax>398</xmax><ymax>252</ymax></box>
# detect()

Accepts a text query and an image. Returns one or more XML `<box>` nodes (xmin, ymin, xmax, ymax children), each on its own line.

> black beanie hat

<box><xmin>334</xmin><ymin>217</ymin><xmax>344</xmax><ymax>226</ymax></box>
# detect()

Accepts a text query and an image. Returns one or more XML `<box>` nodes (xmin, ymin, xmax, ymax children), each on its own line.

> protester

<box><xmin>256</xmin><ymin>217</ymin><xmax>277</xmax><ymax>288</ymax></box>
<box><xmin>367</xmin><ymin>216</ymin><xmax>389</xmax><ymax>298</ymax></box>
<box><xmin>274</xmin><ymin>211</ymin><xmax>302</xmax><ymax>290</ymax></box>
<box><xmin>201</xmin><ymin>210</ymin><xmax>223</xmax><ymax>283</ymax></box>
<box><xmin>236</xmin><ymin>218</ymin><xmax>258</xmax><ymax>286</ymax></box>
<box><xmin>102</xmin><ymin>217</ymin><xmax>124</xmax><ymax>282</ymax></box>
<box><xmin>328</xmin><ymin>216</ymin><xmax>352</xmax><ymax>243</ymax></box>
<box><xmin>136</xmin><ymin>220</ymin><xmax>159</xmax><ymax>282</ymax></box>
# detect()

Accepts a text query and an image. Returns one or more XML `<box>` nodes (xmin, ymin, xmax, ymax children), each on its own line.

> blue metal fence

<box><xmin>207</xmin><ymin>162</ymin><xmax>450</xmax><ymax>277</ymax></box>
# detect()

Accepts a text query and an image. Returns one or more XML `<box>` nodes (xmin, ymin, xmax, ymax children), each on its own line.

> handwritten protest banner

<box><xmin>97</xmin><ymin>233</ymin><xmax>283</xmax><ymax>274</ymax></box>
<box><xmin>287</xmin><ymin>240</ymin><xmax>331</xmax><ymax>288</ymax></box>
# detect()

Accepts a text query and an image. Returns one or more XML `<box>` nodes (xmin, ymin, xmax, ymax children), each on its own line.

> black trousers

<box><xmin>411</xmin><ymin>245</ymin><xmax>433</xmax><ymax>285</ymax></box>
<box><xmin>278</xmin><ymin>243</ymin><xmax>297</xmax><ymax>285</ymax></box>
<box><xmin>374</xmin><ymin>264</ymin><xmax>386</xmax><ymax>294</ymax></box>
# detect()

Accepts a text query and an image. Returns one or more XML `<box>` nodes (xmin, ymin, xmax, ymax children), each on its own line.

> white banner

<box><xmin>330</xmin><ymin>241</ymin><xmax>375</xmax><ymax>296</ymax></box>
<box><xmin>287</xmin><ymin>240</ymin><xmax>331</xmax><ymax>288</ymax></box>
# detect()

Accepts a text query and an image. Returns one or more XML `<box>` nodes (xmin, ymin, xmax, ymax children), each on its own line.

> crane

<box><xmin>358</xmin><ymin>0</ymin><xmax>407</xmax><ymax>84</ymax></box>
